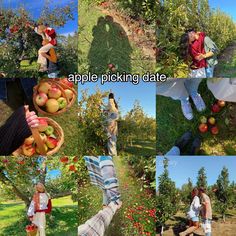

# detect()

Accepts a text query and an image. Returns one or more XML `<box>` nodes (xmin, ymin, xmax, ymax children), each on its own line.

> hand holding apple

<box><xmin>25</xmin><ymin>109</ymin><xmax>39</xmax><ymax>128</ymax></box>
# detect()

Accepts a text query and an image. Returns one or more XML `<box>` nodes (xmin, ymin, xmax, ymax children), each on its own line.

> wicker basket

<box><xmin>26</xmin><ymin>224</ymin><xmax>38</xmax><ymax>236</ymax></box>
<box><xmin>33</xmin><ymin>79</ymin><xmax>68</xmax><ymax>116</ymax></box>
<box><xmin>13</xmin><ymin>117</ymin><xmax>64</xmax><ymax>157</ymax></box>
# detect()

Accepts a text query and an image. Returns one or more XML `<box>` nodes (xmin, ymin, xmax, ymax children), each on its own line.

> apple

<box><xmin>24</xmin><ymin>135</ymin><xmax>34</xmax><ymax>145</ymax></box>
<box><xmin>208</xmin><ymin>117</ymin><xmax>216</xmax><ymax>125</ymax></box>
<box><xmin>61</xmin><ymin>78</ymin><xmax>74</xmax><ymax>88</ymax></box>
<box><xmin>199</xmin><ymin>123</ymin><xmax>208</xmax><ymax>133</ymax></box>
<box><xmin>22</xmin><ymin>144</ymin><xmax>36</xmax><ymax>157</ymax></box>
<box><xmin>200</xmin><ymin>116</ymin><xmax>207</xmax><ymax>124</ymax></box>
<box><xmin>111</xmin><ymin>67</ymin><xmax>116</xmax><ymax>72</ymax></box>
<box><xmin>48</xmin><ymin>87</ymin><xmax>62</xmax><ymax>99</ymax></box>
<box><xmin>218</xmin><ymin>100</ymin><xmax>226</xmax><ymax>108</ymax></box>
<box><xmin>36</xmin><ymin>144</ymin><xmax>48</xmax><ymax>154</ymax></box>
<box><xmin>38</xmin><ymin>118</ymin><xmax>48</xmax><ymax>132</ymax></box>
<box><xmin>39</xmin><ymin>133</ymin><xmax>47</xmax><ymax>143</ymax></box>
<box><xmin>45</xmin><ymin>99</ymin><xmax>59</xmax><ymax>113</ymax></box>
<box><xmin>46</xmin><ymin>137</ymin><xmax>58</xmax><ymax>149</ymax></box>
<box><xmin>211</xmin><ymin>126</ymin><xmax>219</xmax><ymax>135</ymax></box>
<box><xmin>35</xmin><ymin>92</ymin><xmax>48</xmax><ymax>106</ymax></box>
<box><xmin>73</xmin><ymin>156</ymin><xmax>79</xmax><ymax>162</ymax></box>
<box><xmin>69</xmin><ymin>164</ymin><xmax>76</xmax><ymax>172</ymax></box>
<box><xmin>45</xmin><ymin>126</ymin><xmax>54</xmax><ymax>136</ymax></box>
<box><xmin>64</xmin><ymin>89</ymin><xmax>73</xmax><ymax>101</ymax></box>
<box><xmin>38</xmin><ymin>82</ymin><xmax>51</xmax><ymax>94</ymax></box>
<box><xmin>211</xmin><ymin>104</ymin><xmax>220</xmax><ymax>113</ymax></box>
<box><xmin>108</xmin><ymin>63</ymin><xmax>114</xmax><ymax>69</ymax></box>
<box><xmin>57</xmin><ymin>97</ymin><xmax>67</xmax><ymax>109</ymax></box>
<box><xmin>60</xmin><ymin>156</ymin><xmax>69</xmax><ymax>163</ymax></box>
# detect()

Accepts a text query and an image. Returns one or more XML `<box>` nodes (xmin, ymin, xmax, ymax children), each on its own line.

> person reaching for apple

<box><xmin>0</xmin><ymin>105</ymin><xmax>39</xmax><ymax>155</ymax></box>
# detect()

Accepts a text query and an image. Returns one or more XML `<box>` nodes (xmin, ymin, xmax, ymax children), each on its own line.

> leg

<box><xmin>205</xmin><ymin>66</ymin><xmax>215</xmax><ymax>78</ymax></box>
<box><xmin>107</xmin><ymin>134</ymin><xmax>117</xmax><ymax>156</ymax></box>
<box><xmin>37</xmin><ymin>43</ymin><xmax>54</xmax><ymax>69</ymax></box>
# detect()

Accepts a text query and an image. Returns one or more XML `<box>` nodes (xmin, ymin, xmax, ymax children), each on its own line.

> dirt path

<box><xmin>97</xmin><ymin>1</ymin><xmax>156</xmax><ymax>61</ymax></box>
<box><xmin>215</xmin><ymin>41</ymin><xmax>236</xmax><ymax>77</ymax></box>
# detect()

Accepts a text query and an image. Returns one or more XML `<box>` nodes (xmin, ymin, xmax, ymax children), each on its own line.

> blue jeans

<box><xmin>205</xmin><ymin>66</ymin><xmax>215</xmax><ymax>78</ymax></box>
<box><xmin>165</xmin><ymin>146</ymin><xmax>180</xmax><ymax>156</ymax></box>
<box><xmin>203</xmin><ymin>219</ymin><xmax>212</xmax><ymax>236</ymax></box>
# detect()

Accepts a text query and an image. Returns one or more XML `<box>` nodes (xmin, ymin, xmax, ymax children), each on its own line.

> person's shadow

<box><xmin>88</xmin><ymin>16</ymin><xmax>132</xmax><ymax>75</ymax></box>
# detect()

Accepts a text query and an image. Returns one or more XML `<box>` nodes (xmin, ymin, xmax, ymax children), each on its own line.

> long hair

<box><xmin>109</xmin><ymin>93</ymin><xmax>118</xmax><ymax>110</ymax></box>
<box><xmin>33</xmin><ymin>183</ymin><xmax>49</xmax><ymax>211</ymax></box>
<box><xmin>191</xmin><ymin>187</ymin><xmax>199</xmax><ymax>199</ymax></box>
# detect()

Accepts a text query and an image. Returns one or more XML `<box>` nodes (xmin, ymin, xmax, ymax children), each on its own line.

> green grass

<box><xmin>0</xmin><ymin>196</ymin><xmax>77</xmax><ymax>236</ymax></box>
<box><xmin>78</xmin><ymin>1</ymin><xmax>155</xmax><ymax>74</ymax></box>
<box><xmin>156</xmin><ymin>79</ymin><xmax>236</xmax><ymax>155</ymax></box>
<box><xmin>78</xmin><ymin>155</ymin><xmax>156</xmax><ymax>236</ymax></box>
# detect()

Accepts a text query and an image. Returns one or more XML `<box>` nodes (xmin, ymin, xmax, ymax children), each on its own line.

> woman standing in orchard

<box><xmin>27</xmin><ymin>183</ymin><xmax>52</xmax><ymax>236</ymax></box>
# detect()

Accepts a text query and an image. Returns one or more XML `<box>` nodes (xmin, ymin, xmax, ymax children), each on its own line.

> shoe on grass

<box><xmin>175</xmin><ymin>131</ymin><xmax>192</xmax><ymax>154</ymax></box>
<box><xmin>181</xmin><ymin>98</ymin><xmax>193</xmax><ymax>120</ymax></box>
<box><xmin>189</xmin><ymin>136</ymin><xmax>202</xmax><ymax>155</ymax></box>
<box><xmin>191</xmin><ymin>93</ymin><xmax>206</xmax><ymax>112</ymax></box>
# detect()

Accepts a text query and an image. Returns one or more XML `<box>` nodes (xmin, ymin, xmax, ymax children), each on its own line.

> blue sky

<box><xmin>1</xmin><ymin>0</ymin><xmax>78</xmax><ymax>35</ymax></box>
<box><xmin>156</xmin><ymin>156</ymin><xmax>236</xmax><ymax>188</ymax></box>
<box><xmin>78</xmin><ymin>81</ymin><xmax>156</xmax><ymax>118</ymax></box>
<box><xmin>209</xmin><ymin>0</ymin><xmax>236</xmax><ymax>21</ymax></box>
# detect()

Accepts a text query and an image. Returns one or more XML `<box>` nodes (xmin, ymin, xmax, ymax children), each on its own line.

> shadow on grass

<box><xmin>156</xmin><ymin>79</ymin><xmax>236</xmax><ymax>155</ymax></box>
<box><xmin>88</xmin><ymin>15</ymin><xmax>132</xmax><ymax>74</ymax></box>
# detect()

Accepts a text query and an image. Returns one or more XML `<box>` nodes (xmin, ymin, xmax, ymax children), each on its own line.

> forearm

<box><xmin>204</xmin><ymin>51</ymin><xmax>214</xmax><ymax>59</ymax></box>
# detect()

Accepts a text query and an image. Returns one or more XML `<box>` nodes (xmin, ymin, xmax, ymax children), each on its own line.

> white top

<box><xmin>188</xmin><ymin>196</ymin><xmax>201</xmax><ymax>218</ymax></box>
<box><xmin>27</xmin><ymin>193</ymin><xmax>49</xmax><ymax>216</ymax></box>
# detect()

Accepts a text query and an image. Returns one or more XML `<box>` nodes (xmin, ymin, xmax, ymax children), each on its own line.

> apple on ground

<box><xmin>64</xmin><ymin>89</ymin><xmax>73</xmax><ymax>101</ymax></box>
<box><xmin>39</xmin><ymin>133</ymin><xmax>47</xmax><ymax>143</ymax></box>
<box><xmin>211</xmin><ymin>126</ymin><xmax>219</xmax><ymax>135</ymax></box>
<box><xmin>36</xmin><ymin>144</ymin><xmax>48</xmax><ymax>154</ymax></box>
<box><xmin>38</xmin><ymin>118</ymin><xmax>48</xmax><ymax>132</ymax></box>
<box><xmin>45</xmin><ymin>99</ymin><xmax>59</xmax><ymax>113</ymax></box>
<box><xmin>199</xmin><ymin>123</ymin><xmax>208</xmax><ymax>133</ymax></box>
<box><xmin>108</xmin><ymin>63</ymin><xmax>114</xmax><ymax>69</ymax></box>
<box><xmin>38</xmin><ymin>82</ymin><xmax>51</xmax><ymax>94</ymax></box>
<box><xmin>200</xmin><ymin>116</ymin><xmax>207</xmax><ymax>124</ymax></box>
<box><xmin>24</xmin><ymin>135</ymin><xmax>34</xmax><ymax>145</ymax></box>
<box><xmin>211</xmin><ymin>104</ymin><xmax>221</xmax><ymax>113</ymax></box>
<box><xmin>208</xmin><ymin>117</ymin><xmax>216</xmax><ymax>125</ymax></box>
<box><xmin>57</xmin><ymin>97</ymin><xmax>67</xmax><ymax>109</ymax></box>
<box><xmin>218</xmin><ymin>100</ymin><xmax>226</xmax><ymax>107</ymax></box>
<box><xmin>60</xmin><ymin>156</ymin><xmax>69</xmax><ymax>163</ymax></box>
<box><xmin>69</xmin><ymin>164</ymin><xmax>76</xmax><ymax>172</ymax></box>
<box><xmin>48</xmin><ymin>87</ymin><xmax>62</xmax><ymax>99</ymax></box>
<box><xmin>46</xmin><ymin>137</ymin><xmax>58</xmax><ymax>149</ymax></box>
<box><xmin>22</xmin><ymin>144</ymin><xmax>36</xmax><ymax>157</ymax></box>
<box><xmin>35</xmin><ymin>92</ymin><xmax>48</xmax><ymax>106</ymax></box>
<box><xmin>73</xmin><ymin>156</ymin><xmax>79</xmax><ymax>162</ymax></box>
<box><xmin>45</xmin><ymin>126</ymin><xmax>54</xmax><ymax>136</ymax></box>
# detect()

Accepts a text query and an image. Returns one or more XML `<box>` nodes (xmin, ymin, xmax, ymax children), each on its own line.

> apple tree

<box><xmin>196</xmin><ymin>167</ymin><xmax>208</xmax><ymax>190</ymax></box>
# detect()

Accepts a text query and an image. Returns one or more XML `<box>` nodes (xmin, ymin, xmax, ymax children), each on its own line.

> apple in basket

<box><xmin>48</xmin><ymin>87</ymin><xmax>62</xmax><ymax>99</ymax></box>
<box><xmin>35</xmin><ymin>92</ymin><xmax>48</xmax><ymax>106</ymax></box>
<box><xmin>45</xmin><ymin>125</ymin><xmax>54</xmax><ymax>136</ymax></box>
<box><xmin>38</xmin><ymin>82</ymin><xmax>51</xmax><ymax>94</ymax></box>
<box><xmin>22</xmin><ymin>144</ymin><xmax>36</xmax><ymax>157</ymax></box>
<box><xmin>64</xmin><ymin>89</ymin><xmax>73</xmax><ymax>101</ymax></box>
<box><xmin>46</xmin><ymin>137</ymin><xmax>58</xmax><ymax>149</ymax></box>
<box><xmin>45</xmin><ymin>99</ymin><xmax>59</xmax><ymax>113</ymax></box>
<box><xmin>24</xmin><ymin>135</ymin><xmax>34</xmax><ymax>145</ymax></box>
<box><xmin>36</xmin><ymin>144</ymin><xmax>48</xmax><ymax>154</ymax></box>
<box><xmin>61</xmin><ymin>78</ymin><xmax>74</xmax><ymax>88</ymax></box>
<box><xmin>38</xmin><ymin>118</ymin><xmax>48</xmax><ymax>132</ymax></box>
<box><xmin>39</xmin><ymin>133</ymin><xmax>47</xmax><ymax>143</ymax></box>
<box><xmin>57</xmin><ymin>97</ymin><xmax>67</xmax><ymax>109</ymax></box>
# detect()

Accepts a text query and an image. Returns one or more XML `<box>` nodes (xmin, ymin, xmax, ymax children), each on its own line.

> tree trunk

<box><xmin>51</xmin><ymin>191</ymin><xmax>72</xmax><ymax>199</ymax></box>
<box><xmin>161</xmin><ymin>225</ymin><xmax>164</xmax><ymax>235</ymax></box>
<box><xmin>0</xmin><ymin>170</ymin><xmax>30</xmax><ymax>206</ymax></box>
<box><xmin>223</xmin><ymin>214</ymin><xmax>226</xmax><ymax>222</ymax></box>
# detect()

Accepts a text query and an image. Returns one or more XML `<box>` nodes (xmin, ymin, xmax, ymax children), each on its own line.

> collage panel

<box><xmin>155</xmin><ymin>156</ymin><xmax>236</xmax><ymax>236</ymax></box>
<box><xmin>77</xmin><ymin>82</ymin><xmax>156</xmax><ymax>235</ymax></box>
<box><xmin>0</xmin><ymin>156</ymin><xmax>78</xmax><ymax>235</ymax></box>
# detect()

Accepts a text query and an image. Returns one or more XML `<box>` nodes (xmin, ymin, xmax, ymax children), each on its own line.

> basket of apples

<box><xmin>15</xmin><ymin>117</ymin><xmax>64</xmax><ymax>157</ymax></box>
<box><xmin>26</xmin><ymin>224</ymin><xmax>38</xmax><ymax>236</ymax></box>
<box><xmin>33</xmin><ymin>79</ymin><xmax>76</xmax><ymax>115</ymax></box>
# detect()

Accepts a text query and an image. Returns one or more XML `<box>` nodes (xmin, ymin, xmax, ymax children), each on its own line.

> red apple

<box><xmin>22</xmin><ymin>144</ymin><xmax>36</xmax><ymax>157</ymax></box>
<box><xmin>60</xmin><ymin>156</ymin><xmax>69</xmax><ymax>163</ymax></box>
<box><xmin>61</xmin><ymin>78</ymin><xmax>74</xmax><ymax>88</ymax></box>
<box><xmin>57</xmin><ymin>97</ymin><xmax>67</xmax><ymax>109</ymax></box>
<box><xmin>108</xmin><ymin>63</ymin><xmax>114</xmax><ymax>69</ymax></box>
<box><xmin>64</xmin><ymin>89</ymin><xmax>73</xmax><ymax>101</ymax></box>
<box><xmin>211</xmin><ymin>126</ymin><xmax>219</xmax><ymax>135</ymax></box>
<box><xmin>69</xmin><ymin>164</ymin><xmax>76</xmax><ymax>172</ymax></box>
<box><xmin>217</xmin><ymin>100</ymin><xmax>226</xmax><ymax>108</ymax></box>
<box><xmin>35</xmin><ymin>92</ymin><xmax>48</xmax><ymax>106</ymax></box>
<box><xmin>208</xmin><ymin>117</ymin><xmax>216</xmax><ymax>125</ymax></box>
<box><xmin>46</xmin><ymin>137</ymin><xmax>58</xmax><ymax>149</ymax></box>
<box><xmin>73</xmin><ymin>156</ymin><xmax>79</xmax><ymax>162</ymax></box>
<box><xmin>199</xmin><ymin>123</ymin><xmax>208</xmax><ymax>133</ymax></box>
<box><xmin>45</xmin><ymin>99</ymin><xmax>59</xmax><ymax>113</ymax></box>
<box><xmin>38</xmin><ymin>82</ymin><xmax>51</xmax><ymax>94</ymax></box>
<box><xmin>24</xmin><ymin>135</ymin><xmax>34</xmax><ymax>145</ymax></box>
<box><xmin>211</xmin><ymin>104</ymin><xmax>220</xmax><ymax>113</ymax></box>
<box><xmin>38</xmin><ymin>118</ymin><xmax>48</xmax><ymax>132</ymax></box>
<box><xmin>48</xmin><ymin>87</ymin><xmax>62</xmax><ymax>99</ymax></box>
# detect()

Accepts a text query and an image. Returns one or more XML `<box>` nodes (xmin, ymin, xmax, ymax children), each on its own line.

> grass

<box><xmin>78</xmin><ymin>155</ymin><xmax>156</xmax><ymax>236</ymax></box>
<box><xmin>156</xmin><ymin>79</ymin><xmax>236</xmax><ymax>156</ymax></box>
<box><xmin>78</xmin><ymin>1</ymin><xmax>155</xmax><ymax>75</ymax></box>
<box><xmin>0</xmin><ymin>196</ymin><xmax>77</xmax><ymax>236</ymax></box>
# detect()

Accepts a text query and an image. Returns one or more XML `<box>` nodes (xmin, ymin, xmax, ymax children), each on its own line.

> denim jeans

<box><xmin>165</xmin><ymin>146</ymin><xmax>180</xmax><ymax>156</ymax></box>
<box><xmin>205</xmin><ymin>66</ymin><xmax>215</xmax><ymax>78</ymax></box>
<box><xmin>203</xmin><ymin>218</ymin><xmax>212</xmax><ymax>236</ymax></box>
